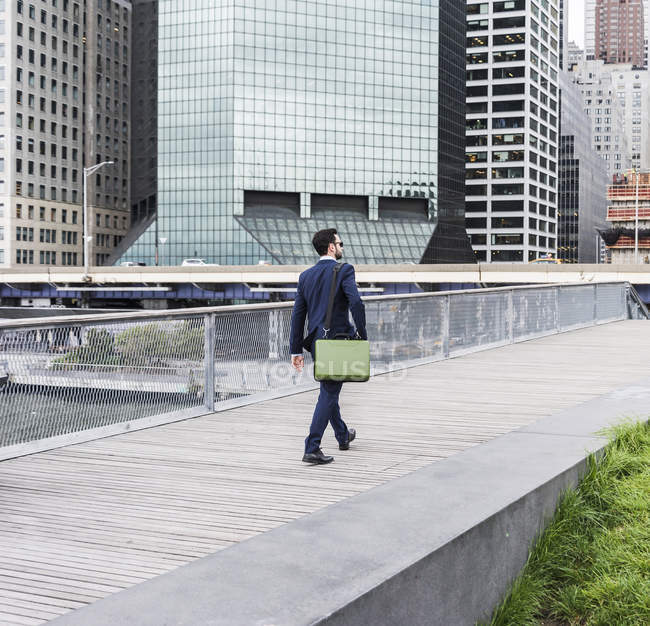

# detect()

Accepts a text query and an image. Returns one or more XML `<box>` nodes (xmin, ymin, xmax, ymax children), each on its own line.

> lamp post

<box><xmin>159</xmin><ymin>237</ymin><xmax>168</xmax><ymax>266</ymax></box>
<box><xmin>634</xmin><ymin>169</ymin><xmax>640</xmax><ymax>264</ymax></box>
<box><xmin>83</xmin><ymin>161</ymin><xmax>114</xmax><ymax>278</ymax></box>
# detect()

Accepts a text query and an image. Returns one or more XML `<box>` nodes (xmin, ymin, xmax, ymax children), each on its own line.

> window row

<box><xmin>95</xmin><ymin>92</ymin><xmax>129</xmax><ymax>116</ymax></box>
<box><xmin>466</xmin><ymin>183</ymin><xmax>557</xmax><ymax>202</ymax></box>
<box><xmin>16</xmin><ymin>22</ymin><xmax>80</xmax><ymax>52</ymax></box>
<box><xmin>60</xmin><ymin>251</ymin><xmax>79</xmax><ymax>265</ymax></box>
<box><xmin>16</xmin><ymin>2</ymin><xmax>81</xmax><ymax>33</ymax></box>
<box><xmin>15</xmin><ymin>181</ymin><xmax>79</xmax><ymax>203</ymax></box>
<box><xmin>16</xmin><ymin>70</ymin><xmax>79</xmax><ymax>100</ymax></box>
<box><xmin>95</xmin><ymin>233</ymin><xmax>124</xmax><ymax>248</ymax></box>
<box><xmin>17</xmin><ymin>44</ymin><xmax>80</xmax><ymax>65</ymax></box>
<box><xmin>16</xmin><ymin>91</ymin><xmax>80</xmax><ymax>120</ymax></box>
<box><xmin>467</xmin><ymin>33</ymin><xmax>526</xmax><ymax>49</ymax></box>
<box><xmin>15</xmin><ymin>139</ymin><xmax>79</xmax><ymax>161</ymax></box>
<box><xmin>16</xmin><ymin>121</ymin><xmax>78</xmax><ymax>143</ymax></box>
<box><xmin>16</xmin><ymin>158</ymin><xmax>79</xmax><ymax>182</ymax></box>
<box><xmin>15</xmin><ymin>248</ymin><xmax>34</xmax><ymax>264</ymax></box>
<box><xmin>15</xmin><ymin>203</ymin><xmax>79</xmax><ymax>224</ymax></box>
<box><xmin>466</xmin><ymin>199</ymin><xmax>557</xmax><ymax>217</ymax></box>
<box><xmin>95</xmin><ymin>213</ymin><xmax>128</xmax><ymax>230</ymax></box>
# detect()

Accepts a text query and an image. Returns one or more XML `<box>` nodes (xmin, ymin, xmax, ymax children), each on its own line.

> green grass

<box><xmin>482</xmin><ymin>420</ymin><xmax>650</xmax><ymax>626</ymax></box>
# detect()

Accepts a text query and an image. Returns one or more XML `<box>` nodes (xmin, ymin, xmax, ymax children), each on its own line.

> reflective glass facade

<box><xmin>558</xmin><ymin>73</ymin><xmax>607</xmax><ymax>263</ymax></box>
<box><xmin>125</xmin><ymin>0</ymin><xmax>474</xmax><ymax>266</ymax></box>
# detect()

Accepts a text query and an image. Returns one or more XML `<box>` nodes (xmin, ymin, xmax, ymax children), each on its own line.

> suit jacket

<box><xmin>289</xmin><ymin>259</ymin><xmax>367</xmax><ymax>355</ymax></box>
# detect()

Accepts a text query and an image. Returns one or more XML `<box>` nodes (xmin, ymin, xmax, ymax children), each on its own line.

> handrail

<box><xmin>626</xmin><ymin>284</ymin><xmax>650</xmax><ymax>319</ymax></box>
<box><xmin>0</xmin><ymin>281</ymin><xmax>643</xmax><ymax>461</ymax></box>
<box><xmin>0</xmin><ymin>280</ymin><xmax>637</xmax><ymax>331</ymax></box>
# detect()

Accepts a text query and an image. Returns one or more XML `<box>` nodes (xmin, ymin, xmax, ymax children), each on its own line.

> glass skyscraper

<box><xmin>558</xmin><ymin>73</ymin><xmax>607</xmax><ymax>263</ymax></box>
<box><xmin>124</xmin><ymin>0</ymin><xmax>473</xmax><ymax>266</ymax></box>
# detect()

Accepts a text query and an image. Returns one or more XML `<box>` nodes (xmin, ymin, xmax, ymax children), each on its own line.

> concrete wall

<box><xmin>50</xmin><ymin>380</ymin><xmax>650</xmax><ymax>626</ymax></box>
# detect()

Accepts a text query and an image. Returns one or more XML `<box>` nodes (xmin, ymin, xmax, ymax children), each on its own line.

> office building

<box><xmin>0</xmin><ymin>0</ymin><xmax>132</xmax><ymax>270</ymax></box>
<box><xmin>558</xmin><ymin>73</ymin><xmax>607</xmax><ymax>263</ymax></box>
<box><xmin>595</xmin><ymin>0</ymin><xmax>645</xmax><ymax>67</ymax></box>
<box><xmin>586</xmin><ymin>0</ymin><xmax>648</xmax><ymax>68</ymax></box>
<box><xmin>465</xmin><ymin>0</ymin><xmax>560</xmax><ymax>263</ymax></box>
<box><xmin>122</xmin><ymin>0</ymin><xmax>474</xmax><ymax>266</ymax></box>
<box><xmin>570</xmin><ymin>59</ymin><xmax>650</xmax><ymax>172</ymax></box>
<box><xmin>107</xmin><ymin>0</ymin><xmax>158</xmax><ymax>266</ymax></box>
<box><xmin>611</xmin><ymin>66</ymin><xmax>650</xmax><ymax>170</ymax></box>
<box><xmin>558</xmin><ymin>0</ymin><xmax>568</xmax><ymax>70</ymax></box>
<box><xmin>570</xmin><ymin>59</ymin><xmax>631</xmax><ymax>175</ymax></box>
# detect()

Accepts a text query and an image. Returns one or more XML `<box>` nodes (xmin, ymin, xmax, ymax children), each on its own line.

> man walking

<box><xmin>290</xmin><ymin>228</ymin><xmax>367</xmax><ymax>464</ymax></box>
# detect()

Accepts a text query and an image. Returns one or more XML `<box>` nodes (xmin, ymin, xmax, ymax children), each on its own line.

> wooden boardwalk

<box><xmin>1</xmin><ymin>320</ymin><xmax>649</xmax><ymax>625</ymax></box>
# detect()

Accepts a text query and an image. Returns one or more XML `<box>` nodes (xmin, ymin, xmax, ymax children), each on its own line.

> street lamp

<box><xmin>83</xmin><ymin>160</ymin><xmax>114</xmax><ymax>278</ymax></box>
<box><xmin>634</xmin><ymin>169</ymin><xmax>640</xmax><ymax>264</ymax></box>
<box><xmin>159</xmin><ymin>237</ymin><xmax>168</xmax><ymax>266</ymax></box>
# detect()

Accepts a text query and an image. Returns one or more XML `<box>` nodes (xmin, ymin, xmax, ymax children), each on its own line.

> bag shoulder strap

<box><xmin>323</xmin><ymin>263</ymin><xmax>343</xmax><ymax>338</ymax></box>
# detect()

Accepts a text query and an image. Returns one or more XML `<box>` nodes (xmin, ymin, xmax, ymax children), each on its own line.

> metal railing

<box><xmin>0</xmin><ymin>282</ymin><xmax>646</xmax><ymax>460</ymax></box>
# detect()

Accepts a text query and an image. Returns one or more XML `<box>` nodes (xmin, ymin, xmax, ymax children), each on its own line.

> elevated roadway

<box><xmin>3</xmin><ymin>262</ymin><xmax>650</xmax><ymax>285</ymax></box>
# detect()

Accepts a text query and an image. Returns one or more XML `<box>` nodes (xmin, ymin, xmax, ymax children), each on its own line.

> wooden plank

<box><xmin>0</xmin><ymin>611</ymin><xmax>48</xmax><ymax>626</ymax></box>
<box><xmin>1</xmin><ymin>321</ymin><xmax>650</xmax><ymax>625</ymax></box>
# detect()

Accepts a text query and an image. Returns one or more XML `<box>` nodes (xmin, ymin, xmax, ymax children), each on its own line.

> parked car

<box><xmin>181</xmin><ymin>258</ymin><xmax>219</xmax><ymax>266</ymax></box>
<box><xmin>120</xmin><ymin>261</ymin><xmax>147</xmax><ymax>266</ymax></box>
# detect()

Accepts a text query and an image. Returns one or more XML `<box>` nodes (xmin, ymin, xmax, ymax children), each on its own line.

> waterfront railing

<box><xmin>0</xmin><ymin>282</ymin><xmax>646</xmax><ymax>460</ymax></box>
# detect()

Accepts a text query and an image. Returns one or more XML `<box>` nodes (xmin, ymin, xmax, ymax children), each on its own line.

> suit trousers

<box><xmin>304</xmin><ymin>379</ymin><xmax>349</xmax><ymax>454</ymax></box>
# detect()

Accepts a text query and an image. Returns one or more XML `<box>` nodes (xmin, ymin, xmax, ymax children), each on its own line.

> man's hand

<box><xmin>291</xmin><ymin>355</ymin><xmax>304</xmax><ymax>371</ymax></box>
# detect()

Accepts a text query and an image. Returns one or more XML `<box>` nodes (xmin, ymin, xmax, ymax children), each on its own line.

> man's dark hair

<box><xmin>312</xmin><ymin>228</ymin><xmax>338</xmax><ymax>256</ymax></box>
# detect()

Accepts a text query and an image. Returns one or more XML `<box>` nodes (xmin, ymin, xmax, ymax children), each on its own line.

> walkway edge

<box><xmin>49</xmin><ymin>380</ymin><xmax>650</xmax><ymax>626</ymax></box>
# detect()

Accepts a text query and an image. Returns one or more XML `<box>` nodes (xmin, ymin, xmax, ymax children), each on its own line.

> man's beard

<box><xmin>335</xmin><ymin>249</ymin><xmax>343</xmax><ymax>260</ymax></box>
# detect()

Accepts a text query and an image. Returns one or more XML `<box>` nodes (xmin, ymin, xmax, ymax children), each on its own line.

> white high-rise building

<box><xmin>612</xmin><ymin>66</ymin><xmax>650</xmax><ymax>170</ymax></box>
<box><xmin>466</xmin><ymin>0</ymin><xmax>560</xmax><ymax>263</ymax></box>
<box><xmin>570</xmin><ymin>59</ymin><xmax>644</xmax><ymax>174</ymax></box>
<box><xmin>0</xmin><ymin>0</ymin><xmax>132</xmax><ymax>270</ymax></box>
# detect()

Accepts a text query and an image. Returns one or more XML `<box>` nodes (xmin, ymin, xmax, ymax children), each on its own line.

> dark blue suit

<box><xmin>290</xmin><ymin>259</ymin><xmax>367</xmax><ymax>454</ymax></box>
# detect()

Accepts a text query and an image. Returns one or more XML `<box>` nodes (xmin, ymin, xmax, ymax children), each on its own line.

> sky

<box><xmin>568</xmin><ymin>0</ymin><xmax>585</xmax><ymax>47</ymax></box>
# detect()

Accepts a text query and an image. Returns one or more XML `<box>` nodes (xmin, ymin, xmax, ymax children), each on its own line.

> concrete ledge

<box><xmin>51</xmin><ymin>380</ymin><xmax>650</xmax><ymax>626</ymax></box>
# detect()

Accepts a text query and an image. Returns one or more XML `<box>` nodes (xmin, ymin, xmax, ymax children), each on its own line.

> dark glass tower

<box><xmin>123</xmin><ymin>0</ymin><xmax>473</xmax><ymax>266</ymax></box>
<box><xmin>422</xmin><ymin>0</ymin><xmax>475</xmax><ymax>263</ymax></box>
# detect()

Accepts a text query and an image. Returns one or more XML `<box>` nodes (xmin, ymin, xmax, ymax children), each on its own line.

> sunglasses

<box><xmin>334</xmin><ymin>241</ymin><xmax>344</xmax><ymax>247</ymax></box>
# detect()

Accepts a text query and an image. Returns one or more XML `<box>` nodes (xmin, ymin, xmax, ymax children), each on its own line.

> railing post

<box><xmin>593</xmin><ymin>284</ymin><xmax>598</xmax><ymax>325</ymax></box>
<box><xmin>268</xmin><ymin>309</ymin><xmax>281</xmax><ymax>359</ymax></box>
<box><xmin>204</xmin><ymin>313</ymin><xmax>216</xmax><ymax>412</ymax></box>
<box><xmin>442</xmin><ymin>294</ymin><xmax>450</xmax><ymax>358</ymax></box>
<box><xmin>507</xmin><ymin>289</ymin><xmax>514</xmax><ymax>343</ymax></box>
<box><xmin>555</xmin><ymin>286</ymin><xmax>561</xmax><ymax>332</ymax></box>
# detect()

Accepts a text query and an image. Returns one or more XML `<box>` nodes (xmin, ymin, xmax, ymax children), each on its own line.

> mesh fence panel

<box><xmin>0</xmin><ymin>283</ymin><xmax>639</xmax><ymax>456</ymax></box>
<box><xmin>449</xmin><ymin>291</ymin><xmax>510</xmax><ymax>354</ymax></box>
<box><xmin>513</xmin><ymin>289</ymin><xmax>557</xmax><ymax>340</ymax></box>
<box><xmin>0</xmin><ymin>317</ymin><xmax>206</xmax><ymax>447</ymax></box>
<box><xmin>559</xmin><ymin>286</ymin><xmax>596</xmax><ymax>329</ymax></box>
<box><xmin>211</xmin><ymin>308</ymin><xmax>306</xmax><ymax>402</ymax></box>
<box><xmin>367</xmin><ymin>296</ymin><xmax>445</xmax><ymax>368</ymax></box>
<box><xmin>595</xmin><ymin>283</ymin><xmax>626</xmax><ymax>322</ymax></box>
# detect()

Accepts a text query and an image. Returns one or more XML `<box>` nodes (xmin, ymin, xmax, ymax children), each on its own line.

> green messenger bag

<box><xmin>313</xmin><ymin>263</ymin><xmax>370</xmax><ymax>383</ymax></box>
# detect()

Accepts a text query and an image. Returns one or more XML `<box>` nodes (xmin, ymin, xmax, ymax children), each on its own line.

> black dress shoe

<box><xmin>302</xmin><ymin>448</ymin><xmax>334</xmax><ymax>464</ymax></box>
<box><xmin>339</xmin><ymin>428</ymin><xmax>356</xmax><ymax>451</ymax></box>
